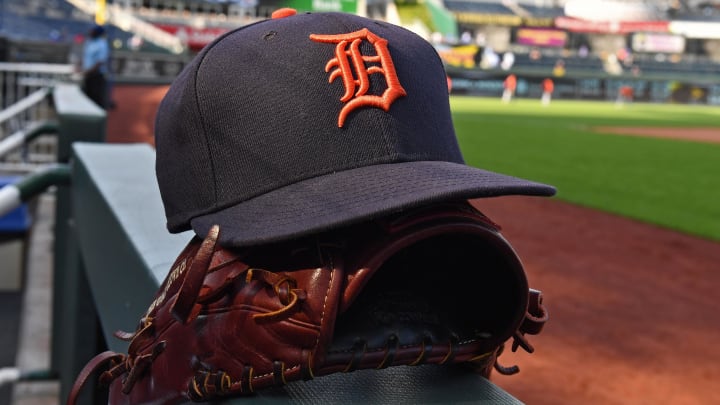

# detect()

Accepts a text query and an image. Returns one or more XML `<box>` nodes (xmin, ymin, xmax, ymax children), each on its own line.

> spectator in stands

<box><xmin>501</xmin><ymin>51</ymin><xmax>515</xmax><ymax>71</ymax></box>
<box><xmin>480</xmin><ymin>46</ymin><xmax>499</xmax><ymax>69</ymax></box>
<box><xmin>552</xmin><ymin>59</ymin><xmax>566</xmax><ymax>77</ymax></box>
<box><xmin>541</xmin><ymin>78</ymin><xmax>554</xmax><ymax>106</ymax></box>
<box><xmin>578</xmin><ymin>44</ymin><xmax>589</xmax><ymax>58</ymax></box>
<box><xmin>502</xmin><ymin>74</ymin><xmax>517</xmax><ymax>103</ymax></box>
<box><xmin>617</xmin><ymin>47</ymin><xmax>633</xmax><ymax>67</ymax></box>
<box><xmin>529</xmin><ymin>47</ymin><xmax>541</xmax><ymax>61</ymax></box>
<box><xmin>690</xmin><ymin>87</ymin><xmax>705</xmax><ymax>104</ymax></box>
<box><xmin>603</xmin><ymin>53</ymin><xmax>623</xmax><ymax>75</ymax></box>
<box><xmin>81</xmin><ymin>24</ymin><xmax>111</xmax><ymax>109</ymax></box>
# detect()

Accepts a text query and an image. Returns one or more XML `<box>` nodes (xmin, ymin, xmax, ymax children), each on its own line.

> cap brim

<box><xmin>190</xmin><ymin>161</ymin><xmax>556</xmax><ymax>247</ymax></box>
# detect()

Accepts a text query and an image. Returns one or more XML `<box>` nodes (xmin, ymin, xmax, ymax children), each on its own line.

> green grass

<box><xmin>450</xmin><ymin>96</ymin><xmax>720</xmax><ymax>241</ymax></box>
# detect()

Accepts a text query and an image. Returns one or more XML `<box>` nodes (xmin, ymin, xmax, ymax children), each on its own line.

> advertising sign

<box><xmin>632</xmin><ymin>33</ymin><xmax>685</xmax><ymax>53</ymax></box>
<box><xmin>555</xmin><ymin>17</ymin><xmax>669</xmax><ymax>34</ymax></box>
<box><xmin>516</xmin><ymin>28</ymin><xmax>567</xmax><ymax>47</ymax></box>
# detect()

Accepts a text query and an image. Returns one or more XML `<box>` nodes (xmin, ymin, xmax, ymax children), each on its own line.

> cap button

<box><xmin>271</xmin><ymin>8</ymin><xmax>297</xmax><ymax>19</ymax></box>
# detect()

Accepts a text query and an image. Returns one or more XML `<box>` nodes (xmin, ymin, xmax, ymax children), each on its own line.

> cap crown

<box><xmin>155</xmin><ymin>12</ymin><xmax>461</xmax><ymax>232</ymax></box>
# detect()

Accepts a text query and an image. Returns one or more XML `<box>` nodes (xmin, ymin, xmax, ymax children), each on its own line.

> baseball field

<box><xmin>107</xmin><ymin>86</ymin><xmax>720</xmax><ymax>405</ymax></box>
<box><xmin>451</xmin><ymin>96</ymin><xmax>720</xmax><ymax>242</ymax></box>
<box><xmin>447</xmin><ymin>96</ymin><xmax>720</xmax><ymax>405</ymax></box>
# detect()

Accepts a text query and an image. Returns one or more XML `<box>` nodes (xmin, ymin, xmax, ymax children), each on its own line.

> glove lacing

<box><xmin>66</xmin><ymin>225</ymin><xmax>308</xmax><ymax>404</ymax></box>
<box><xmin>494</xmin><ymin>289</ymin><xmax>548</xmax><ymax>375</ymax></box>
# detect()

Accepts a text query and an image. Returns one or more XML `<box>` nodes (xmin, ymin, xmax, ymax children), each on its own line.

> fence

<box><xmin>0</xmin><ymin>62</ymin><xmax>76</xmax><ymax>174</ymax></box>
<box><xmin>446</xmin><ymin>65</ymin><xmax>720</xmax><ymax>104</ymax></box>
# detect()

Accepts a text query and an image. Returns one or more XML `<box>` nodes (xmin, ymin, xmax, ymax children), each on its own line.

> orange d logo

<box><xmin>310</xmin><ymin>29</ymin><xmax>407</xmax><ymax>127</ymax></box>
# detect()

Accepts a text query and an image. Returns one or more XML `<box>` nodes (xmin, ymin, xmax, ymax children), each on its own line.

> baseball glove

<box><xmin>68</xmin><ymin>202</ymin><xmax>547</xmax><ymax>404</ymax></box>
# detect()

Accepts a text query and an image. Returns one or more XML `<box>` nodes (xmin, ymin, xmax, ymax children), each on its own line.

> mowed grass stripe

<box><xmin>450</xmin><ymin>97</ymin><xmax>720</xmax><ymax>241</ymax></box>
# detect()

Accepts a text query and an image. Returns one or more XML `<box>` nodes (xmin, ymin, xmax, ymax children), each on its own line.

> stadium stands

<box><xmin>517</xmin><ymin>5</ymin><xmax>565</xmax><ymax>19</ymax></box>
<box><xmin>0</xmin><ymin>0</ymin><xmax>96</xmax><ymax>42</ymax></box>
<box><xmin>670</xmin><ymin>1</ymin><xmax>720</xmax><ymax>21</ymax></box>
<box><xmin>0</xmin><ymin>0</ymin><xmax>182</xmax><ymax>57</ymax></box>
<box><xmin>443</xmin><ymin>1</ymin><xmax>514</xmax><ymax>15</ymax></box>
<box><xmin>1</xmin><ymin>0</ymin><xmax>719</xmax><ymax>102</ymax></box>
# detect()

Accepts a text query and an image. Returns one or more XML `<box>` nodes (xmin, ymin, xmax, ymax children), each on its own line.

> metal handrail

<box><xmin>0</xmin><ymin>63</ymin><xmax>75</xmax><ymax>75</ymax></box>
<box><xmin>0</xmin><ymin>120</ymin><xmax>59</xmax><ymax>159</ymax></box>
<box><xmin>0</xmin><ymin>89</ymin><xmax>52</xmax><ymax>126</ymax></box>
<box><xmin>0</xmin><ymin>64</ymin><xmax>74</xmax><ymax>173</ymax></box>
<box><xmin>0</xmin><ymin>164</ymin><xmax>71</xmax><ymax>218</ymax></box>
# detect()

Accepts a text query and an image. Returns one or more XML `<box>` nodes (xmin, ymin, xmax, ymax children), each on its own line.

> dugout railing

<box><xmin>0</xmin><ymin>62</ymin><xmax>76</xmax><ymax>174</ymax></box>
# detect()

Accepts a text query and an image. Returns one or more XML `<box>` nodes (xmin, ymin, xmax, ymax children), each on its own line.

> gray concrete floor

<box><xmin>12</xmin><ymin>193</ymin><xmax>59</xmax><ymax>405</ymax></box>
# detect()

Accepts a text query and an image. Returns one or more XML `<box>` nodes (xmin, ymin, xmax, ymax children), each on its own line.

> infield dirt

<box><xmin>594</xmin><ymin>126</ymin><xmax>720</xmax><ymax>144</ymax></box>
<box><xmin>108</xmin><ymin>86</ymin><xmax>720</xmax><ymax>405</ymax></box>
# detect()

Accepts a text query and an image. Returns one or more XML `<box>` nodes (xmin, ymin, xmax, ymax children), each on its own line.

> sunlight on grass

<box><xmin>450</xmin><ymin>96</ymin><xmax>720</xmax><ymax>241</ymax></box>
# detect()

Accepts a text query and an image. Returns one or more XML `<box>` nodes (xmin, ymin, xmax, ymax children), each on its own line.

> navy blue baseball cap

<box><xmin>155</xmin><ymin>9</ymin><xmax>555</xmax><ymax>247</ymax></box>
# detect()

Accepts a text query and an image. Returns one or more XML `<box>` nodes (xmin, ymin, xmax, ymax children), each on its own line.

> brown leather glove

<box><xmin>67</xmin><ymin>202</ymin><xmax>547</xmax><ymax>404</ymax></box>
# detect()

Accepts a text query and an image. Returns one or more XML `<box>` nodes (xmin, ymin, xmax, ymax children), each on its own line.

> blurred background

<box><xmin>0</xmin><ymin>1</ymin><xmax>719</xmax><ymax>405</ymax></box>
<box><xmin>3</xmin><ymin>0</ymin><xmax>720</xmax><ymax>102</ymax></box>
<box><xmin>0</xmin><ymin>0</ymin><xmax>720</xmax><ymax>104</ymax></box>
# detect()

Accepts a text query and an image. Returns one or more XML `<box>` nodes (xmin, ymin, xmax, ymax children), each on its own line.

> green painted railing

<box><xmin>0</xmin><ymin>81</ymin><xmax>106</xmax><ymax>403</ymax></box>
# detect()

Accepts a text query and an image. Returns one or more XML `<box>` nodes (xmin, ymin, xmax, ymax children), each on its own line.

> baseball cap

<box><xmin>155</xmin><ymin>9</ymin><xmax>555</xmax><ymax>247</ymax></box>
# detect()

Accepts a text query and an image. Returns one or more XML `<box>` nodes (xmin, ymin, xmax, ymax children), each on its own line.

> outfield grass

<box><xmin>450</xmin><ymin>96</ymin><xmax>720</xmax><ymax>241</ymax></box>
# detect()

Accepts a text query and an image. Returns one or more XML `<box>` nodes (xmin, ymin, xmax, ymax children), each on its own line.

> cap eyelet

<box><xmin>264</xmin><ymin>31</ymin><xmax>277</xmax><ymax>41</ymax></box>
